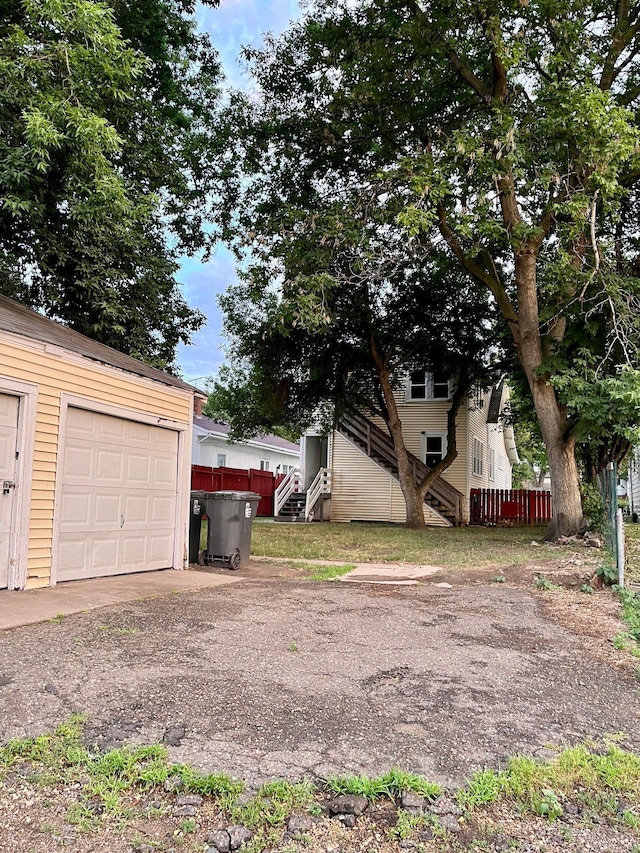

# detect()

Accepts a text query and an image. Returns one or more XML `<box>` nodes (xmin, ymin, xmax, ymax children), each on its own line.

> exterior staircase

<box><xmin>273</xmin><ymin>467</ymin><xmax>331</xmax><ymax>522</ymax></box>
<box><xmin>274</xmin><ymin>491</ymin><xmax>307</xmax><ymax>522</ymax></box>
<box><xmin>337</xmin><ymin>413</ymin><xmax>463</xmax><ymax>525</ymax></box>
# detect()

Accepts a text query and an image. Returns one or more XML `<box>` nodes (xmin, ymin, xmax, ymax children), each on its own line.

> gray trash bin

<box><xmin>204</xmin><ymin>491</ymin><xmax>261</xmax><ymax>569</ymax></box>
<box><xmin>188</xmin><ymin>491</ymin><xmax>207</xmax><ymax>564</ymax></box>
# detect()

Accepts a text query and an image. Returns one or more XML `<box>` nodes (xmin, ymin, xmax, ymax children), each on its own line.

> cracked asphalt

<box><xmin>0</xmin><ymin>577</ymin><xmax>638</xmax><ymax>790</ymax></box>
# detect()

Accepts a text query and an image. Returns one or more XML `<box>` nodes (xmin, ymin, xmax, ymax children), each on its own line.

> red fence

<box><xmin>470</xmin><ymin>488</ymin><xmax>553</xmax><ymax>526</ymax></box>
<box><xmin>191</xmin><ymin>465</ymin><xmax>276</xmax><ymax>516</ymax></box>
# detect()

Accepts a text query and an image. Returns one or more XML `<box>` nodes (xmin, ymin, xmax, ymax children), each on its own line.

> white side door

<box><xmin>0</xmin><ymin>394</ymin><xmax>19</xmax><ymax>589</ymax></box>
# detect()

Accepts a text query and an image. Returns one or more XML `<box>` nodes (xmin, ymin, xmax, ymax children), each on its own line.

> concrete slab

<box><xmin>339</xmin><ymin>563</ymin><xmax>444</xmax><ymax>584</ymax></box>
<box><xmin>0</xmin><ymin>568</ymin><xmax>242</xmax><ymax>631</ymax></box>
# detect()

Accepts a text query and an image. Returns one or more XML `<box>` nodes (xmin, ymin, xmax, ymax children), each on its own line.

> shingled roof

<box><xmin>0</xmin><ymin>294</ymin><xmax>201</xmax><ymax>394</ymax></box>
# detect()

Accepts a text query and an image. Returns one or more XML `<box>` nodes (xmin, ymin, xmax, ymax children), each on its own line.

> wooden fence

<box><xmin>191</xmin><ymin>465</ymin><xmax>280</xmax><ymax>517</ymax></box>
<box><xmin>470</xmin><ymin>488</ymin><xmax>553</xmax><ymax>526</ymax></box>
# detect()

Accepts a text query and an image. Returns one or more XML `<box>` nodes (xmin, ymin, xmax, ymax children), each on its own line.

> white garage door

<box><xmin>57</xmin><ymin>407</ymin><xmax>179</xmax><ymax>582</ymax></box>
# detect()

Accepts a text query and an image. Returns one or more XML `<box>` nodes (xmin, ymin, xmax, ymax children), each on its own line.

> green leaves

<box><xmin>0</xmin><ymin>0</ymin><xmax>221</xmax><ymax>368</ymax></box>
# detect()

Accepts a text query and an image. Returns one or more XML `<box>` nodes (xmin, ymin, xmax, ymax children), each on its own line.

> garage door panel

<box><xmin>97</xmin><ymin>450</ymin><xmax>124</xmax><ymax>481</ymax></box>
<box><xmin>57</xmin><ymin>407</ymin><xmax>179</xmax><ymax>581</ymax></box>
<box><xmin>59</xmin><ymin>492</ymin><xmax>91</xmax><ymax>525</ymax></box>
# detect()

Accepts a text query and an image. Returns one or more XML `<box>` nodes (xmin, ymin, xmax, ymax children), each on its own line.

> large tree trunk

<box><xmin>515</xmin><ymin>253</ymin><xmax>584</xmax><ymax>538</ymax></box>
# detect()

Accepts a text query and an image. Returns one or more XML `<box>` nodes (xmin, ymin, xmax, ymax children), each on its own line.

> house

<box><xmin>287</xmin><ymin>374</ymin><xmax>518</xmax><ymax>526</ymax></box>
<box><xmin>192</xmin><ymin>413</ymin><xmax>299</xmax><ymax>475</ymax></box>
<box><xmin>0</xmin><ymin>294</ymin><xmax>203</xmax><ymax>590</ymax></box>
<box><xmin>628</xmin><ymin>447</ymin><xmax>640</xmax><ymax>519</ymax></box>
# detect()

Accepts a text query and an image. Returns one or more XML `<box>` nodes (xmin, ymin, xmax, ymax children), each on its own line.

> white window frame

<box><xmin>473</xmin><ymin>438</ymin><xmax>484</xmax><ymax>477</ymax></box>
<box><xmin>407</xmin><ymin>371</ymin><xmax>452</xmax><ymax>402</ymax></box>
<box><xmin>489</xmin><ymin>447</ymin><xmax>495</xmax><ymax>482</ymax></box>
<box><xmin>421</xmin><ymin>432</ymin><xmax>447</xmax><ymax>469</ymax></box>
<box><xmin>260</xmin><ymin>459</ymin><xmax>270</xmax><ymax>471</ymax></box>
<box><xmin>216</xmin><ymin>452</ymin><xmax>226</xmax><ymax>467</ymax></box>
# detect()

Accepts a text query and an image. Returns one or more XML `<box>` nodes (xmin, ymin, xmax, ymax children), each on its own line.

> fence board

<box><xmin>191</xmin><ymin>465</ymin><xmax>276</xmax><ymax>516</ymax></box>
<box><xmin>470</xmin><ymin>488</ymin><xmax>552</xmax><ymax>525</ymax></box>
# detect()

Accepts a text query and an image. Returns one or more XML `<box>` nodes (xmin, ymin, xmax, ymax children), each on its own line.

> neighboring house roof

<box><xmin>194</xmin><ymin>413</ymin><xmax>299</xmax><ymax>454</ymax></box>
<box><xmin>0</xmin><ymin>294</ymin><xmax>201</xmax><ymax>394</ymax></box>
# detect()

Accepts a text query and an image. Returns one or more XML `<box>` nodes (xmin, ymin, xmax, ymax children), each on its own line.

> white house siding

<box><xmin>487</xmin><ymin>424</ymin><xmax>513</xmax><ymax>489</ymax></box>
<box><xmin>329</xmin><ymin>433</ymin><xmax>450</xmax><ymax>526</ymax></box>
<box><xmin>629</xmin><ymin>447</ymin><xmax>640</xmax><ymax>517</ymax></box>
<box><xmin>468</xmin><ymin>391</ymin><xmax>513</xmax><ymax>494</ymax></box>
<box><xmin>193</xmin><ymin>434</ymin><xmax>298</xmax><ymax>474</ymax></box>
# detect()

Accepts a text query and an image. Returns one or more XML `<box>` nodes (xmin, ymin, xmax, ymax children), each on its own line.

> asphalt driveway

<box><xmin>0</xmin><ymin>574</ymin><xmax>638</xmax><ymax>790</ymax></box>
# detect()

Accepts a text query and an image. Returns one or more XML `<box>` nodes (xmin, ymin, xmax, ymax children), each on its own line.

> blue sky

<box><xmin>176</xmin><ymin>0</ymin><xmax>302</xmax><ymax>385</ymax></box>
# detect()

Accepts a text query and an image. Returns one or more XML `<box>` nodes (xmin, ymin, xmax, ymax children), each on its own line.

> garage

<box><xmin>0</xmin><ymin>294</ymin><xmax>202</xmax><ymax>590</ymax></box>
<box><xmin>56</xmin><ymin>408</ymin><xmax>180</xmax><ymax>582</ymax></box>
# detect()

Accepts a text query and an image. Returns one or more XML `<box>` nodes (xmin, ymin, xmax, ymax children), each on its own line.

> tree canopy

<box><xmin>0</xmin><ymin>0</ymin><xmax>221</xmax><ymax>369</ymax></box>
<box><xmin>215</xmin><ymin>0</ymin><xmax>640</xmax><ymax>535</ymax></box>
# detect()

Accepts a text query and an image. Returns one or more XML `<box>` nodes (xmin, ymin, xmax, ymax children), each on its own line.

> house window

<box><xmin>489</xmin><ymin>448</ymin><xmax>495</xmax><ymax>482</ymax></box>
<box><xmin>409</xmin><ymin>370</ymin><xmax>428</xmax><ymax>399</ymax></box>
<box><xmin>473</xmin><ymin>438</ymin><xmax>484</xmax><ymax>477</ymax></box>
<box><xmin>408</xmin><ymin>371</ymin><xmax>451</xmax><ymax>401</ymax></box>
<box><xmin>260</xmin><ymin>459</ymin><xmax>270</xmax><ymax>471</ymax></box>
<box><xmin>216</xmin><ymin>453</ymin><xmax>226</xmax><ymax>467</ymax></box>
<box><xmin>421</xmin><ymin>432</ymin><xmax>447</xmax><ymax>469</ymax></box>
<box><xmin>498</xmin><ymin>453</ymin><xmax>504</xmax><ymax>471</ymax></box>
<box><xmin>432</xmin><ymin>371</ymin><xmax>450</xmax><ymax>399</ymax></box>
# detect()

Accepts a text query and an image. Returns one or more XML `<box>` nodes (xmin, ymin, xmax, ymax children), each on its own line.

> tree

<box><xmin>217</xmin><ymin>0</ymin><xmax>640</xmax><ymax>536</ymax></box>
<box><xmin>208</xmin><ymin>189</ymin><xmax>503</xmax><ymax>527</ymax></box>
<box><xmin>0</xmin><ymin>0</ymin><xmax>221</xmax><ymax>369</ymax></box>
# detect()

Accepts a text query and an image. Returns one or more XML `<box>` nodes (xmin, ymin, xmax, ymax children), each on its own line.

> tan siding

<box><xmin>365</xmin><ymin>385</ymin><xmax>470</xmax><ymax>520</ymax></box>
<box><xmin>330</xmin><ymin>434</ymin><xmax>449</xmax><ymax>526</ymax></box>
<box><xmin>0</xmin><ymin>335</ymin><xmax>190</xmax><ymax>586</ymax></box>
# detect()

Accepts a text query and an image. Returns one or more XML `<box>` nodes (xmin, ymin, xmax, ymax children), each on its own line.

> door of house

<box><xmin>0</xmin><ymin>393</ymin><xmax>19</xmax><ymax>589</ymax></box>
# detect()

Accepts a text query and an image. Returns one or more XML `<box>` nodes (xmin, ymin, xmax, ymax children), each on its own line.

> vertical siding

<box><xmin>330</xmin><ymin>433</ymin><xmax>450</xmax><ymax>526</ymax></box>
<box><xmin>0</xmin><ymin>336</ymin><xmax>191</xmax><ymax>589</ymax></box>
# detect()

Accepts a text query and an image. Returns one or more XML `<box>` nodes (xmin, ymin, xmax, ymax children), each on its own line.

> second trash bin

<box><xmin>204</xmin><ymin>491</ymin><xmax>260</xmax><ymax>569</ymax></box>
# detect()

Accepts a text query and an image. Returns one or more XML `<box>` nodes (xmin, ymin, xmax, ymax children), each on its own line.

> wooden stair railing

<box><xmin>337</xmin><ymin>413</ymin><xmax>463</xmax><ymax>524</ymax></box>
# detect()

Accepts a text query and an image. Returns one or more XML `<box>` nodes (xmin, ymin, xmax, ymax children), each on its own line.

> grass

<box><xmin>457</xmin><ymin>740</ymin><xmax>640</xmax><ymax>821</ymax></box>
<box><xmin>251</xmin><ymin>521</ymin><xmax>550</xmax><ymax>570</ymax></box>
<box><xmin>4</xmin><ymin>718</ymin><xmax>640</xmax><ymax>850</ymax></box>
<box><xmin>626</xmin><ymin>523</ymin><xmax>640</xmax><ymax>584</ymax></box>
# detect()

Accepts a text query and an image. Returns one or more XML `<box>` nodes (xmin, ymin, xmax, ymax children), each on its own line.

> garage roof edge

<box><xmin>0</xmin><ymin>294</ymin><xmax>201</xmax><ymax>395</ymax></box>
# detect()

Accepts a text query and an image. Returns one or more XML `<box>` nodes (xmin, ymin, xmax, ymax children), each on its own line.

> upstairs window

<box><xmin>216</xmin><ymin>453</ymin><xmax>226</xmax><ymax>467</ymax></box>
<box><xmin>407</xmin><ymin>371</ymin><xmax>451</xmax><ymax>401</ymax></box>
<box><xmin>473</xmin><ymin>438</ymin><xmax>484</xmax><ymax>477</ymax></box>
<box><xmin>260</xmin><ymin>459</ymin><xmax>270</xmax><ymax>471</ymax></box>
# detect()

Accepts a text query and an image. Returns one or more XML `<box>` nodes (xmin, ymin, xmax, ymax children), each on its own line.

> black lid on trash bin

<box><xmin>205</xmin><ymin>491</ymin><xmax>261</xmax><ymax>500</ymax></box>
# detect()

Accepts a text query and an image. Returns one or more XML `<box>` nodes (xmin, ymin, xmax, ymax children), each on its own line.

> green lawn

<box><xmin>251</xmin><ymin>521</ymin><xmax>551</xmax><ymax>571</ymax></box>
<box><xmin>626</xmin><ymin>522</ymin><xmax>640</xmax><ymax>584</ymax></box>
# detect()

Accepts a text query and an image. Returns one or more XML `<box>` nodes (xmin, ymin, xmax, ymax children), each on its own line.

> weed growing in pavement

<box><xmin>491</xmin><ymin>574</ymin><xmax>506</xmax><ymax>583</ymax></box>
<box><xmin>324</xmin><ymin>768</ymin><xmax>441</xmax><ymax>801</ymax></box>
<box><xmin>389</xmin><ymin>809</ymin><xmax>436</xmax><ymax>839</ymax></box>
<box><xmin>306</xmin><ymin>563</ymin><xmax>356</xmax><ymax>581</ymax></box>
<box><xmin>456</xmin><ymin>769</ymin><xmax>503</xmax><ymax>809</ymax></box>
<box><xmin>49</xmin><ymin>613</ymin><xmax>65</xmax><ymax>624</ymax></box>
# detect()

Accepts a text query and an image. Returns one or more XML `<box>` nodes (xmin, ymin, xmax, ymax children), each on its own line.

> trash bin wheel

<box><xmin>229</xmin><ymin>549</ymin><xmax>241</xmax><ymax>570</ymax></box>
